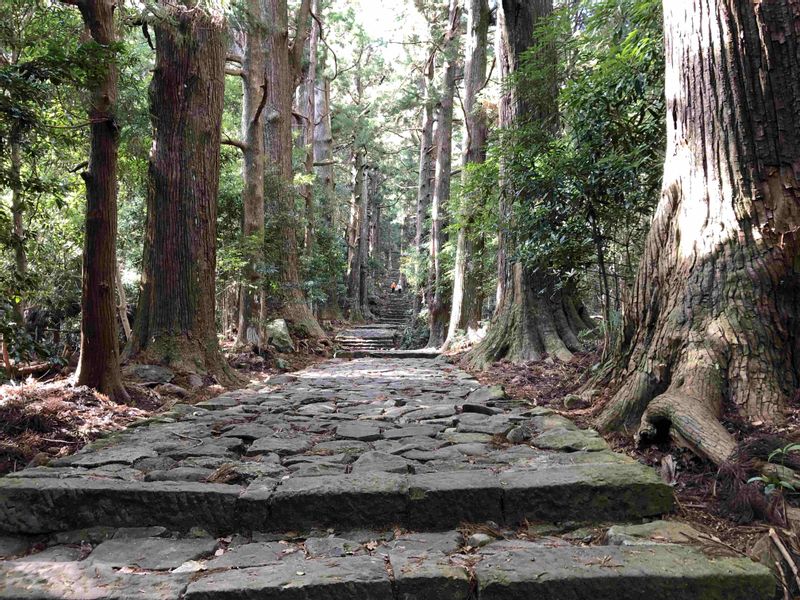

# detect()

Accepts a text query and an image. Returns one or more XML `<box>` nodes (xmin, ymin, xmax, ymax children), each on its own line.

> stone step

<box><xmin>335</xmin><ymin>342</ymin><xmax>396</xmax><ymax>348</ymax></box>
<box><xmin>183</xmin><ymin>545</ymin><xmax>773</xmax><ymax>600</ymax></box>
<box><xmin>0</xmin><ymin>462</ymin><xmax>672</xmax><ymax>536</ymax></box>
<box><xmin>336</xmin><ymin>342</ymin><xmax>395</xmax><ymax>347</ymax></box>
<box><xmin>336</xmin><ymin>349</ymin><xmax>438</xmax><ymax>358</ymax></box>
<box><xmin>0</xmin><ymin>539</ymin><xmax>773</xmax><ymax>600</ymax></box>
<box><xmin>336</xmin><ymin>336</ymin><xmax>396</xmax><ymax>342</ymax></box>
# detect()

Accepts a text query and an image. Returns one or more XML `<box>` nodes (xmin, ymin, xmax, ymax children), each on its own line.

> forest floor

<box><xmin>456</xmin><ymin>350</ymin><xmax>800</xmax><ymax>560</ymax></box>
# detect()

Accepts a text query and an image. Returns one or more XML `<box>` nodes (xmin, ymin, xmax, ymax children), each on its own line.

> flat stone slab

<box><xmin>0</xmin><ymin>561</ymin><xmax>190</xmax><ymax>599</ymax></box>
<box><xmin>391</xmin><ymin>552</ymin><xmax>471</xmax><ymax>599</ymax></box>
<box><xmin>246</xmin><ymin>436</ymin><xmax>312</xmax><ymax>457</ymax></box>
<box><xmin>475</xmin><ymin>544</ymin><xmax>773</xmax><ymax>600</ymax></box>
<box><xmin>55</xmin><ymin>447</ymin><xmax>158</xmax><ymax>468</ymax></box>
<box><xmin>184</xmin><ymin>555</ymin><xmax>392</xmax><ymax>600</ymax></box>
<box><xmin>88</xmin><ymin>538</ymin><xmax>218</xmax><ymax>570</ymax></box>
<box><xmin>206</xmin><ymin>541</ymin><xmax>304</xmax><ymax>569</ymax></box>
<box><xmin>335</xmin><ymin>422</ymin><xmax>382</xmax><ymax>441</ymax></box>
<box><xmin>0</xmin><ymin>528</ymin><xmax>775</xmax><ymax>600</ymax></box>
<box><xmin>532</xmin><ymin>427</ymin><xmax>609</xmax><ymax>452</ymax></box>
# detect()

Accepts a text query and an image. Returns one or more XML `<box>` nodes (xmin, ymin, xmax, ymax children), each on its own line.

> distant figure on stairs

<box><xmin>390</xmin><ymin>282</ymin><xmax>397</xmax><ymax>293</ymax></box>
<box><xmin>396</xmin><ymin>282</ymin><xmax>403</xmax><ymax>294</ymax></box>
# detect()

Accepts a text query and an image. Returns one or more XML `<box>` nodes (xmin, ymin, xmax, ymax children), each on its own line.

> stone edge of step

<box><xmin>0</xmin><ymin>461</ymin><xmax>673</xmax><ymax>535</ymax></box>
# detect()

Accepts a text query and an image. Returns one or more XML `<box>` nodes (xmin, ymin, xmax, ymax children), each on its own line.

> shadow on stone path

<box><xmin>0</xmin><ymin>358</ymin><xmax>774</xmax><ymax>598</ymax></box>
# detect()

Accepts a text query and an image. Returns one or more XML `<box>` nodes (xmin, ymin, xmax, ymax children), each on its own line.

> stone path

<box><xmin>0</xmin><ymin>358</ymin><xmax>774</xmax><ymax>598</ymax></box>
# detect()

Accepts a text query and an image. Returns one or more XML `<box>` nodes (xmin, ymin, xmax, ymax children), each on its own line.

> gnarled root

<box><xmin>637</xmin><ymin>389</ymin><xmax>737</xmax><ymax>465</ymax></box>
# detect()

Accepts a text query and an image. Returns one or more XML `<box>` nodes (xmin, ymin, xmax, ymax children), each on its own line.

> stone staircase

<box><xmin>373</xmin><ymin>281</ymin><xmax>412</xmax><ymax>327</ymax></box>
<box><xmin>335</xmin><ymin>274</ymin><xmax>417</xmax><ymax>358</ymax></box>
<box><xmin>0</xmin><ymin>358</ymin><xmax>775</xmax><ymax>599</ymax></box>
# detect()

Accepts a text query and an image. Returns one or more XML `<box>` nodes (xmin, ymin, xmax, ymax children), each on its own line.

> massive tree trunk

<box><xmin>427</xmin><ymin>0</ymin><xmax>460</xmax><ymax>348</ymax></box>
<box><xmin>70</xmin><ymin>0</ymin><xmax>128</xmax><ymax>402</ymax></box>
<box><xmin>264</xmin><ymin>0</ymin><xmax>324</xmax><ymax>338</ymax></box>
<box><xmin>444</xmin><ymin>0</ymin><xmax>490</xmax><ymax>349</ymax></box>
<box><xmin>413</xmin><ymin>55</ymin><xmax>435</xmax><ymax>317</ymax></box>
<box><xmin>234</xmin><ymin>0</ymin><xmax>267</xmax><ymax>349</ymax></box>
<box><xmin>128</xmin><ymin>2</ymin><xmax>237</xmax><ymax>385</ymax></box>
<box><xmin>468</xmin><ymin>0</ymin><xmax>581</xmax><ymax>369</ymax></box>
<box><xmin>596</xmin><ymin>0</ymin><xmax>800</xmax><ymax>466</ymax></box>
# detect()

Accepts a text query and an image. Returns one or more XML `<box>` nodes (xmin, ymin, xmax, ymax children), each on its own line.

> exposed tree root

<box><xmin>637</xmin><ymin>389</ymin><xmax>738</xmax><ymax>466</ymax></box>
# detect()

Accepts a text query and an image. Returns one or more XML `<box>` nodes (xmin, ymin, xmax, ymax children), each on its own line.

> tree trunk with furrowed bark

<box><xmin>69</xmin><ymin>0</ymin><xmax>128</xmax><ymax>402</ymax></box>
<box><xmin>127</xmin><ymin>3</ymin><xmax>238</xmax><ymax>386</ymax></box>
<box><xmin>596</xmin><ymin>0</ymin><xmax>800</xmax><ymax>466</ymax></box>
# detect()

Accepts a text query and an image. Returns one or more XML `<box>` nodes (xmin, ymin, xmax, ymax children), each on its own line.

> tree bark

<box><xmin>444</xmin><ymin>0</ymin><xmax>490</xmax><ymax>349</ymax></box>
<box><xmin>264</xmin><ymin>0</ymin><xmax>324</xmax><ymax>338</ymax></box>
<box><xmin>128</xmin><ymin>2</ymin><xmax>237</xmax><ymax>386</ymax></box>
<box><xmin>301</xmin><ymin>0</ymin><xmax>320</xmax><ymax>255</ymax></box>
<box><xmin>10</xmin><ymin>128</ymin><xmax>25</xmax><ymax>323</ymax></box>
<box><xmin>468</xmin><ymin>0</ymin><xmax>581</xmax><ymax>369</ymax></box>
<box><xmin>115</xmin><ymin>263</ymin><xmax>131</xmax><ymax>341</ymax></box>
<box><xmin>596</xmin><ymin>0</ymin><xmax>800</xmax><ymax>466</ymax></box>
<box><xmin>71</xmin><ymin>0</ymin><xmax>128</xmax><ymax>402</ymax></box>
<box><xmin>314</xmin><ymin>75</ymin><xmax>342</xmax><ymax>320</ymax></box>
<box><xmin>413</xmin><ymin>54</ymin><xmax>436</xmax><ymax>317</ymax></box>
<box><xmin>427</xmin><ymin>0</ymin><xmax>460</xmax><ymax>348</ymax></box>
<box><xmin>234</xmin><ymin>0</ymin><xmax>268</xmax><ymax>349</ymax></box>
<box><xmin>346</xmin><ymin>149</ymin><xmax>370</xmax><ymax>321</ymax></box>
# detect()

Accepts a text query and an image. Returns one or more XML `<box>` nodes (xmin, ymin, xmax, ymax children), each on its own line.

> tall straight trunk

<box><xmin>301</xmin><ymin>0</ymin><xmax>320</xmax><ymax>255</ymax></box>
<box><xmin>71</xmin><ymin>0</ymin><xmax>128</xmax><ymax>402</ymax></box>
<box><xmin>346</xmin><ymin>149</ymin><xmax>369</xmax><ymax>320</ymax></box>
<box><xmin>493</xmin><ymin>18</ymin><xmax>509</xmax><ymax>312</ymax></box>
<box><xmin>10</xmin><ymin>129</ymin><xmax>25</xmax><ymax>323</ymax></box>
<box><xmin>413</xmin><ymin>55</ymin><xmax>435</xmax><ymax>316</ymax></box>
<box><xmin>597</xmin><ymin>0</ymin><xmax>800</xmax><ymax>466</ymax></box>
<box><xmin>469</xmin><ymin>0</ymin><xmax>581</xmax><ymax>369</ymax></box>
<box><xmin>314</xmin><ymin>75</ymin><xmax>341</xmax><ymax>319</ymax></box>
<box><xmin>427</xmin><ymin>0</ymin><xmax>460</xmax><ymax>348</ymax></box>
<box><xmin>235</xmin><ymin>0</ymin><xmax>268</xmax><ymax>349</ymax></box>
<box><xmin>313</xmin><ymin>77</ymin><xmax>334</xmax><ymax>194</ymax></box>
<box><xmin>369</xmin><ymin>184</ymin><xmax>380</xmax><ymax>281</ymax></box>
<box><xmin>128</xmin><ymin>2</ymin><xmax>236</xmax><ymax>385</ymax></box>
<box><xmin>360</xmin><ymin>167</ymin><xmax>376</xmax><ymax>312</ymax></box>
<box><xmin>444</xmin><ymin>0</ymin><xmax>490</xmax><ymax>349</ymax></box>
<box><xmin>264</xmin><ymin>0</ymin><xmax>323</xmax><ymax>337</ymax></box>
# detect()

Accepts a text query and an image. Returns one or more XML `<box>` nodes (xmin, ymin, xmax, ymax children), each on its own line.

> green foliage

<box><xmin>748</xmin><ymin>443</ymin><xmax>800</xmax><ymax>496</ymax></box>
<box><xmin>490</xmin><ymin>0</ymin><xmax>664</xmax><ymax>327</ymax></box>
